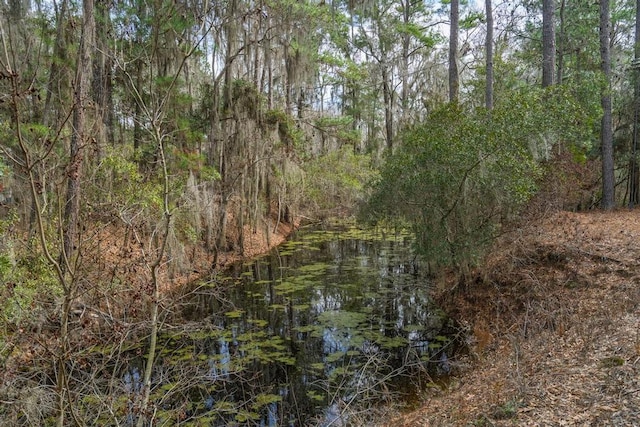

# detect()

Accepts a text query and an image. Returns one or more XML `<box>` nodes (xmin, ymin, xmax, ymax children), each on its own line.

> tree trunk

<box><xmin>629</xmin><ymin>0</ymin><xmax>640</xmax><ymax>207</ymax></box>
<box><xmin>485</xmin><ymin>0</ymin><xmax>494</xmax><ymax>110</ymax></box>
<box><xmin>542</xmin><ymin>0</ymin><xmax>555</xmax><ymax>87</ymax></box>
<box><xmin>133</xmin><ymin>0</ymin><xmax>145</xmax><ymax>154</ymax></box>
<box><xmin>62</xmin><ymin>0</ymin><xmax>94</xmax><ymax>265</ymax></box>
<box><xmin>42</xmin><ymin>0</ymin><xmax>70</xmax><ymax>129</ymax></box>
<box><xmin>136</xmin><ymin>129</ymin><xmax>171</xmax><ymax>427</ymax></box>
<box><xmin>92</xmin><ymin>0</ymin><xmax>114</xmax><ymax>157</ymax></box>
<box><xmin>381</xmin><ymin>64</ymin><xmax>394</xmax><ymax>151</ymax></box>
<box><xmin>285</xmin><ymin>44</ymin><xmax>293</xmax><ymax>116</ymax></box>
<box><xmin>600</xmin><ymin>0</ymin><xmax>615</xmax><ymax>209</ymax></box>
<box><xmin>58</xmin><ymin>2</ymin><xmax>94</xmax><ymax>423</ymax></box>
<box><xmin>449</xmin><ymin>0</ymin><xmax>459</xmax><ymax>103</ymax></box>
<box><xmin>400</xmin><ymin>0</ymin><xmax>411</xmax><ymax>122</ymax></box>
<box><xmin>35</xmin><ymin>0</ymin><xmax>69</xmax><ymax>242</ymax></box>
<box><xmin>557</xmin><ymin>0</ymin><xmax>566</xmax><ymax>84</ymax></box>
<box><xmin>222</xmin><ymin>0</ymin><xmax>237</xmax><ymax>113</ymax></box>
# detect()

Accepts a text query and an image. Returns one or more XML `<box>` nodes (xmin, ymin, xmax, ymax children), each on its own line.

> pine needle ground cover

<box><xmin>389</xmin><ymin>209</ymin><xmax>640</xmax><ymax>426</ymax></box>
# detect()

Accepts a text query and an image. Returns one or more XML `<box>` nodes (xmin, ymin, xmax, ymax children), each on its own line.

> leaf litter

<box><xmin>385</xmin><ymin>209</ymin><xmax>640</xmax><ymax>426</ymax></box>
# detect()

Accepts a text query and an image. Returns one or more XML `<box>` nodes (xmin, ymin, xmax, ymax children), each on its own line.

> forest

<box><xmin>0</xmin><ymin>0</ymin><xmax>639</xmax><ymax>424</ymax></box>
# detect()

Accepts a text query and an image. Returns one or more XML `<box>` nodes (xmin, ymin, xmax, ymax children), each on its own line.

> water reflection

<box><xmin>141</xmin><ymin>226</ymin><xmax>457</xmax><ymax>425</ymax></box>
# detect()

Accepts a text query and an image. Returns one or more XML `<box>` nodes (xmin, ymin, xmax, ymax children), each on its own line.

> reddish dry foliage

<box><xmin>3</xmin><ymin>216</ymin><xmax>300</xmax><ymax>395</ymax></box>
<box><xmin>82</xmin><ymin>215</ymin><xmax>299</xmax><ymax>296</ymax></box>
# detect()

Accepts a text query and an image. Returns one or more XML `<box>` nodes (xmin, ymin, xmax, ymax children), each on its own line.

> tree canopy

<box><xmin>0</xmin><ymin>0</ymin><xmax>638</xmax><ymax>423</ymax></box>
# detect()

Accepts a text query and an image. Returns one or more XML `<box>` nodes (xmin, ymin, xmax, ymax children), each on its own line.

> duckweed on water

<box><xmin>296</xmin><ymin>262</ymin><xmax>330</xmax><ymax>273</ymax></box>
<box><xmin>224</xmin><ymin>309</ymin><xmax>245</xmax><ymax>318</ymax></box>
<box><xmin>111</xmin><ymin>224</ymin><xmax>459</xmax><ymax>426</ymax></box>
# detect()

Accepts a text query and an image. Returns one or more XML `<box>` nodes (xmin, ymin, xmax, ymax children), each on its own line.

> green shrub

<box><xmin>362</xmin><ymin>87</ymin><xmax>596</xmax><ymax>274</ymax></box>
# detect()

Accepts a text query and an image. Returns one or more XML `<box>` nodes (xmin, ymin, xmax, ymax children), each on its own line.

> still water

<box><xmin>135</xmin><ymin>224</ymin><xmax>457</xmax><ymax>426</ymax></box>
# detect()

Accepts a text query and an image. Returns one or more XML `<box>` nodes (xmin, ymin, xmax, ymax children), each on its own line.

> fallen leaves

<box><xmin>385</xmin><ymin>209</ymin><xmax>640</xmax><ymax>426</ymax></box>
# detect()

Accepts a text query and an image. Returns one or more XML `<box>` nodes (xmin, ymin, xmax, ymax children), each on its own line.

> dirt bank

<box><xmin>86</xmin><ymin>215</ymin><xmax>299</xmax><ymax>296</ymax></box>
<box><xmin>388</xmin><ymin>209</ymin><xmax>640</xmax><ymax>426</ymax></box>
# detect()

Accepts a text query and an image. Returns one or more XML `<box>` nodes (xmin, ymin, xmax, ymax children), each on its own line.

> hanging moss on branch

<box><xmin>265</xmin><ymin>109</ymin><xmax>303</xmax><ymax>149</ymax></box>
<box><xmin>230</xmin><ymin>79</ymin><xmax>264</xmax><ymax>120</ymax></box>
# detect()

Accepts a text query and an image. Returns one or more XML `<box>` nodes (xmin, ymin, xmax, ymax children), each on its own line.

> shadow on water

<box><xmin>120</xmin><ymin>224</ymin><xmax>461</xmax><ymax>426</ymax></box>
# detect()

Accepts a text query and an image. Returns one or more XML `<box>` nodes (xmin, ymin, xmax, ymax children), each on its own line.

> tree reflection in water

<box><xmin>123</xmin><ymin>226</ymin><xmax>459</xmax><ymax>426</ymax></box>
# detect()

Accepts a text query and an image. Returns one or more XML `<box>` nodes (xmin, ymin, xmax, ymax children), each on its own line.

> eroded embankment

<box><xmin>388</xmin><ymin>210</ymin><xmax>640</xmax><ymax>426</ymax></box>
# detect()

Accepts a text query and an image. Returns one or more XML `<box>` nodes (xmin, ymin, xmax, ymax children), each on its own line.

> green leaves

<box><xmin>363</xmin><ymin>87</ymin><xmax>595</xmax><ymax>272</ymax></box>
<box><xmin>396</xmin><ymin>22</ymin><xmax>440</xmax><ymax>48</ymax></box>
<box><xmin>460</xmin><ymin>11</ymin><xmax>484</xmax><ymax>29</ymax></box>
<box><xmin>304</xmin><ymin>146</ymin><xmax>377</xmax><ymax>214</ymax></box>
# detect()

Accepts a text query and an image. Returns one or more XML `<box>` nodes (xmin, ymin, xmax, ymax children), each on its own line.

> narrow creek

<box><xmin>126</xmin><ymin>224</ymin><xmax>458</xmax><ymax>426</ymax></box>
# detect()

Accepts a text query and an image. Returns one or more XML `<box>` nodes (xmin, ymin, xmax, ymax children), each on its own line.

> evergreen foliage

<box><xmin>304</xmin><ymin>146</ymin><xmax>377</xmax><ymax>216</ymax></box>
<box><xmin>362</xmin><ymin>87</ymin><xmax>598</xmax><ymax>273</ymax></box>
<box><xmin>0</xmin><ymin>0</ymin><xmax>636</xmax><ymax>422</ymax></box>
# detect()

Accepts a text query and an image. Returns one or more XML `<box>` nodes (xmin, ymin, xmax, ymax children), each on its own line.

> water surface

<box><xmin>147</xmin><ymin>224</ymin><xmax>457</xmax><ymax>425</ymax></box>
